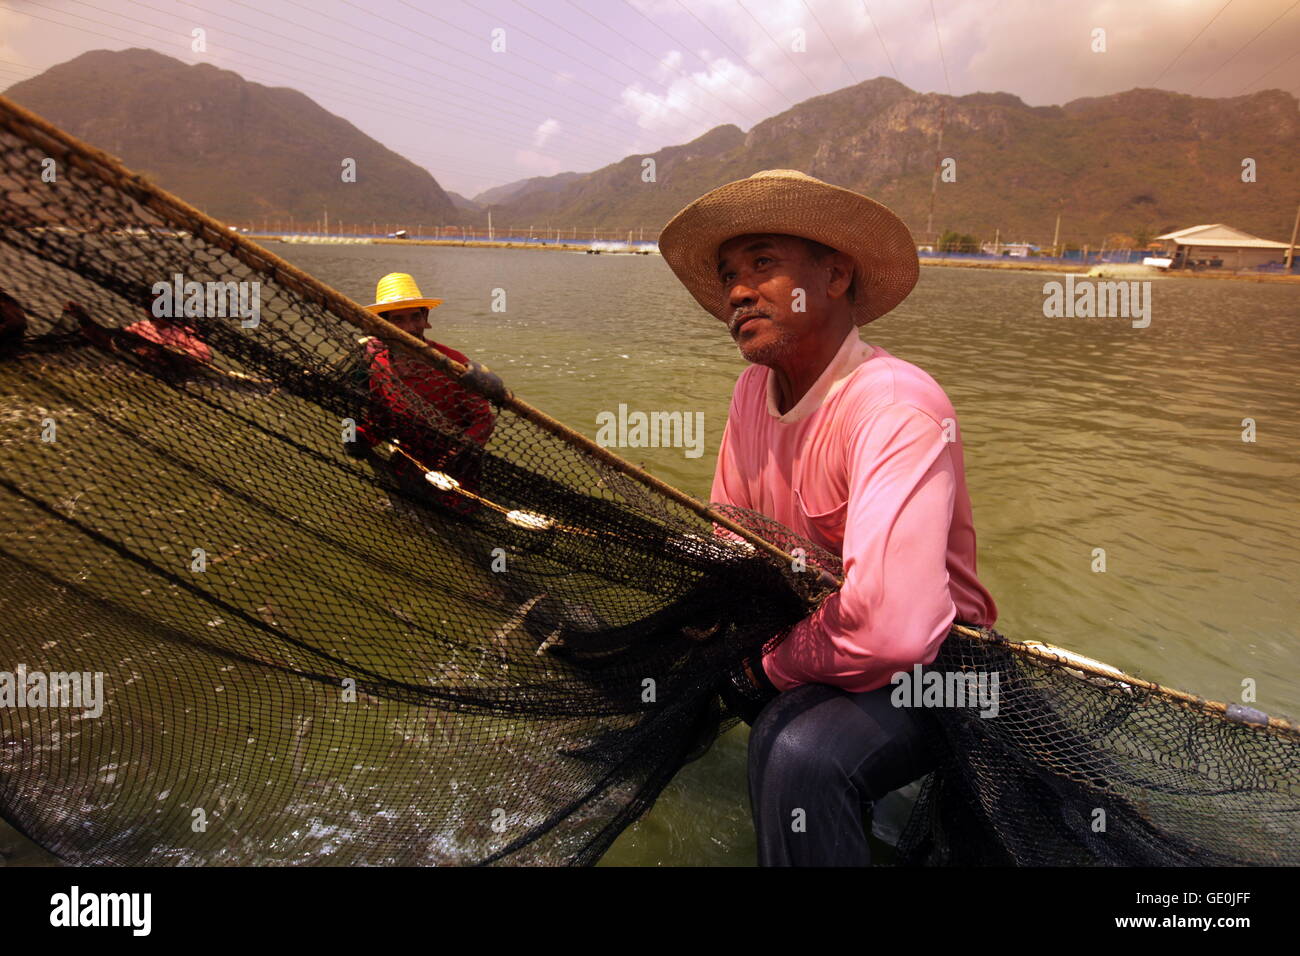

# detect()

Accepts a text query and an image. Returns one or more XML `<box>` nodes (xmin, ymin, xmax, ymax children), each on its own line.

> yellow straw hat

<box><xmin>365</xmin><ymin>273</ymin><xmax>443</xmax><ymax>314</ymax></box>
<box><xmin>657</xmin><ymin>169</ymin><xmax>919</xmax><ymax>326</ymax></box>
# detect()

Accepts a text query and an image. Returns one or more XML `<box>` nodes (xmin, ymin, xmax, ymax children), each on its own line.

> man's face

<box><xmin>715</xmin><ymin>233</ymin><xmax>847</xmax><ymax>366</ymax></box>
<box><xmin>381</xmin><ymin>306</ymin><xmax>430</xmax><ymax>338</ymax></box>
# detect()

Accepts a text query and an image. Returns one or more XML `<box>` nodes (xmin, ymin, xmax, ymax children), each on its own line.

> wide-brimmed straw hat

<box><xmin>365</xmin><ymin>272</ymin><xmax>443</xmax><ymax>314</ymax></box>
<box><xmin>658</xmin><ymin>169</ymin><xmax>919</xmax><ymax>326</ymax></box>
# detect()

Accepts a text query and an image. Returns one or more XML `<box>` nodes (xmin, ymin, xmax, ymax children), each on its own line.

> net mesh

<box><xmin>897</xmin><ymin>636</ymin><xmax>1298</xmax><ymax>865</ymax></box>
<box><xmin>1</xmin><ymin>96</ymin><xmax>1296</xmax><ymax>866</ymax></box>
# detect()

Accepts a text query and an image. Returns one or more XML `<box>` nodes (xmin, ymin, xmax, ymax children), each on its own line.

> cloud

<box><xmin>534</xmin><ymin>118</ymin><xmax>560</xmax><ymax>147</ymax></box>
<box><xmin>655</xmin><ymin>48</ymin><xmax>684</xmax><ymax>80</ymax></box>
<box><xmin>620</xmin><ymin>0</ymin><xmax>1300</xmax><ymax>125</ymax></box>
<box><xmin>618</xmin><ymin>0</ymin><xmax>881</xmax><ymax>141</ymax></box>
<box><xmin>620</xmin><ymin>51</ymin><xmax>767</xmax><ymax>137</ymax></box>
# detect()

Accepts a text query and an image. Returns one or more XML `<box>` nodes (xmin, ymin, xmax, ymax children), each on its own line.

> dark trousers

<box><xmin>747</xmin><ymin>682</ymin><xmax>941</xmax><ymax>866</ymax></box>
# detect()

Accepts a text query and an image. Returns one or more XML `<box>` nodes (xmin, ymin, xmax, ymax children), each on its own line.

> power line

<box><xmin>1190</xmin><ymin>0</ymin><xmax>1300</xmax><ymax>92</ymax></box>
<box><xmin>105</xmin><ymin>0</ymin><xmax>624</xmax><ymax>161</ymax></box>
<box><xmin>385</xmin><ymin>139</ymin><xmax>579</xmax><ymax>189</ymax></box>
<box><xmin>19</xmin><ymin>0</ymin><xmax>780</xmax><ymax>166</ymax></box>
<box><xmin>672</xmin><ymin>0</ymin><xmax>795</xmax><ymax>106</ymax></box>
<box><xmin>5</xmin><ymin>0</ymin><xmax>613</xmax><ymax>177</ymax></box>
<box><xmin>5</xmin><ymin>0</ymin><xmax>767</xmax><ymax>197</ymax></box>
<box><xmin>373</xmin><ymin>0</ymin><xmax>734</xmax><ymax>137</ymax></box>
<box><xmin>500</xmin><ymin>0</ymin><xmax>750</xmax><ymax>132</ymax></box>
<box><xmin>569</xmin><ymin>0</ymin><xmax>769</xmax><ymax>125</ymax></box>
<box><xmin>558</xmin><ymin>0</ymin><xmax>764</xmax><ymax>127</ymax></box>
<box><xmin>618</xmin><ymin>0</ymin><xmax>780</xmax><ymax>118</ymax></box>
<box><xmin>1234</xmin><ymin>47</ymin><xmax>1300</xmax><ymax>94</ymax></box>
<box><xmin>273</xmin><ymin>0</ymin><xmax>660</xmax><ymax>153</ymax></box>
<box><xmin>332</xmin><ymin>0</ymin><xmax>624</xmax><ymax>121</ymax></box>
<box><xmin>735</xmin><ymin>0</ymin><xmax>821</xmax><ymax>97</ymax></box>
<box><xmin>929</xmin><ymin>0</ymin><xmax>952</xmax><ymax>96</ymax></box>
<box><xmin>170</xmin><ymin>0</ymin><xmax>681</xmax><ymax>170</ymax></box>
<box><xmin>0</xmin><ymin>56</ymin><xmax>39</xmax><ymax>78</ymax></box>
<box><xmin>461</xmin><ymin>0</ymin><xmax>719</xmax><ymax>129</ymax></box>
<box><xmin>860</xmin><ymin>0</ymin><xmax>902</xmax><ymax>84</ymax></box>
<box><xmin>140</xmin><ymin>0</ymin><xmax>688</xmax><ymax>165</ymax></box>
<box><xmin>0</xmin><ymin>65</ymin><xmax>38</xmax><ymax>82</ymax></box>
<box><xmin>1152</xmin><ymin>0</ymin><xmax>1237</xmax><ymax>87</ymax></box>
<box><xmin>801</xmin><ymin>0</ymin><xmax>858</xmax><ymax>83</ymax></box>
<box><xmin>2</xmin><ymin>31</ymin><xmax>550</xmax><ymax>190</ymax></box>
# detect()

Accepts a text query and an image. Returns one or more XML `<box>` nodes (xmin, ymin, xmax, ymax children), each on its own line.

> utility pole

<box><xmin>324</xmin><ymin>207</ymin><xmax>328</xmax><ymax>235</ymax></box>
<box><xmin>1051</xmin><ymin>212</ymin><xmax>1062</xmax><ymax>259</ymax></box>
<box><xmin>1287</xmin><ymin>201</ymin><xmax>1299</xmax><ymax>270</ymax></box>
<box><xmin>925</xmin><ymin>102</ymin><xmax>946</xmax><ymax>243</ymax></box>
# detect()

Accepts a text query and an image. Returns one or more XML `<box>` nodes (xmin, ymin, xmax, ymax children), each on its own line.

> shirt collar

<box><xmin>765</xmin><ymin>327</ymin><xmax>874</xmax><ymax>424</ymax></box>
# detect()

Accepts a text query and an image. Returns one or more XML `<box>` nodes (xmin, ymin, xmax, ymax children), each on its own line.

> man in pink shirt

<box><xmin>659</xmin><ymin>170</ymin><xmax>997</xmax><ymax>865</ymax></box>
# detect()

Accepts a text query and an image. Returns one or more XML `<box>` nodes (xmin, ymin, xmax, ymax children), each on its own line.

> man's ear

<box><xmin>824</xmin><ymin>251</ymin><xmax>855</xmax><ymax>301</ymax></box>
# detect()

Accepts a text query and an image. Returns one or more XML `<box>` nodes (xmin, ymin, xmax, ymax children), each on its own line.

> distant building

<box><xmin>1153</xmin><ymin>224</ymin><xmax>1292</xmax><ymax>270</ymax></box>
<box><xmin>980</xmin><ymin>240</ymin><xmax>1036</xmax><ymax>258</ymax></box>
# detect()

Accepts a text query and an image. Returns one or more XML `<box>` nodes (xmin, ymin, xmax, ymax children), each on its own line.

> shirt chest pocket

<box><xmin>793</xmin><ymin>486</ymin><xmax>848</xmax><ymax>553</ymax></box>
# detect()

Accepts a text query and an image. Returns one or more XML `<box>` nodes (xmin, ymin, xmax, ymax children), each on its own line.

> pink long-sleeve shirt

<box><xmin>711</xmin><ymin>328</ymin><xmax>997</xmax><ymax>693</ymax></box>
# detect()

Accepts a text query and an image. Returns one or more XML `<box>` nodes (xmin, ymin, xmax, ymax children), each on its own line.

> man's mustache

<box><xmin>728</xmin><ymin>308</ymin><xmax>771</xmax><ymax>336</ymax></box>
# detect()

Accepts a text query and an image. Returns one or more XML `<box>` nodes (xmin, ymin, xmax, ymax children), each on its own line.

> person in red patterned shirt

<box><xmin>349</xmin><ymin>273</ymin><xmax>494</xmax><ymax>512</ymax></box>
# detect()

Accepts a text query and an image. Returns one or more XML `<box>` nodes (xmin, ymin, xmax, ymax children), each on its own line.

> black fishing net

<box><xmin>898</xmin><ymin>635</ymin><xmax>1299</xmax><ymax>865</ymax></box>
<box><xmin>1</xmin><ymin>95</ymin><xmax>1296</xmax><ymax>866</ymax></box>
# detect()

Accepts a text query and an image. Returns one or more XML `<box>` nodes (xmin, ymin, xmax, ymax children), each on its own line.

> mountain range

<box><xmin>5</xmin><ymin>48</ymin><xmax>1297</xmax><ymax>244</ymax></box>
<box><xmin>4</xmin><ymin>48</ymin><xmax>459</xmax><ymax>228</ymax></box>
<box><xmin>481</xmin><ymin>80</ymin><xmax>1298</xmax><ymax>244</ymax></box>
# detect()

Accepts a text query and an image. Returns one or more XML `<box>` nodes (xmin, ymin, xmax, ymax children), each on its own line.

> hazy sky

<box><xmin>2</xmin><ymin>0</ymin><xmax>1297</xmax><ymax>197</ymax></box>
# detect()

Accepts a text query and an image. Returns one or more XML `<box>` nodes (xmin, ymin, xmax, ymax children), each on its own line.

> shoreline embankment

<box><xmin>245</xmin><ymin>235</ymin><xmax>1300</xmax><ymax>283</ymax></box>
